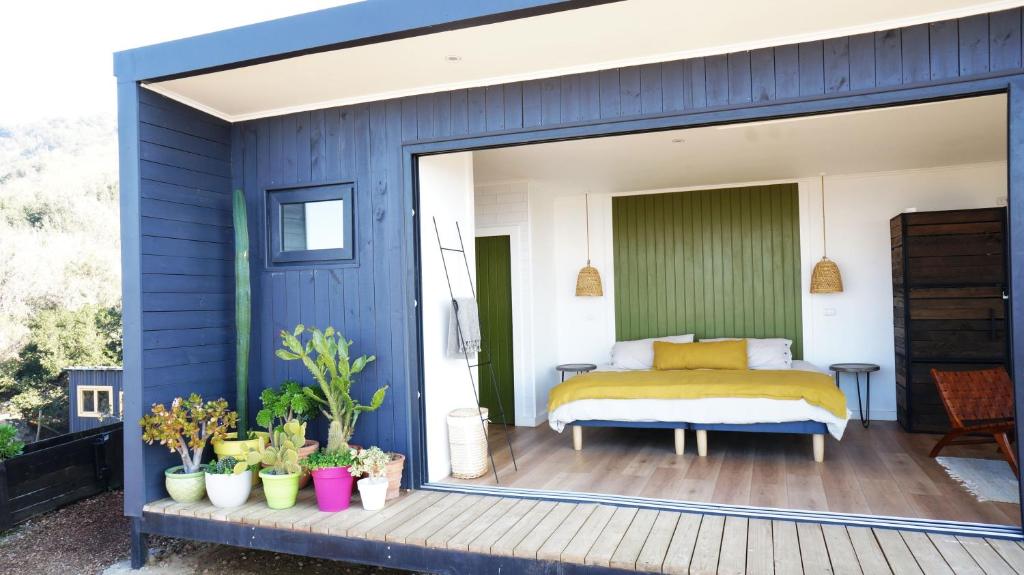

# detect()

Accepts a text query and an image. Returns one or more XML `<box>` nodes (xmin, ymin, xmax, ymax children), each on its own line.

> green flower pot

<box><xmin>259</xmin><ymin>469</ymin><xmax>300</xmax><ymax>509</ymax></box>
<box><xmin>165</xmin><ymin>465</ymin><xmax>206</xmax><ymax>503</ymax></box>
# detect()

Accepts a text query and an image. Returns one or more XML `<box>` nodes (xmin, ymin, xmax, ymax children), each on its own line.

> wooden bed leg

<box><xmin>572</xmin><ymin>425</ymin><xmax>582</xmax><ymax>451</ymax></box>
<box><xmin>813</xmin><ymin>434</ymin><xmax>825</xmax><ymax>463</ymax></box>
<box><xmin>696</xmin><ymin>429</ymin><xmax>707</xmax><ymax>457</ymax></box>
<box><xmin>674</xmin><ymin>428</ymin><xmax>685</xmax><ymax>455</ymax></box>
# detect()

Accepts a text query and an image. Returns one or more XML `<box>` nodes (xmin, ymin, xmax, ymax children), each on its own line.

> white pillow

<box><xmin>700</xmin><ymin>337</ymin><xmax>793</xmax><ymax>370</ymax></box>
<box><xmin>611</xmin><ymin>334</ymin><xmax>695</xmax><ymax>370</ymax></box>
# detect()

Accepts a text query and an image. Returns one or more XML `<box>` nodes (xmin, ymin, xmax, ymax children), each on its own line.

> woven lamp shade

<box><xmin>810</xmin><ymin>257</ymin><xmax>844</xmax><ymax>294</ymax></box>
<box><xmin>576</xmin><ymin>264</ymin><xmax>604</xmax><ymax>296</ymax></box>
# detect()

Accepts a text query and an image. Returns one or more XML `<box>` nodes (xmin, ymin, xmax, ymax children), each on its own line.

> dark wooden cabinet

<box><xmin>891</xmin><ymin>207</ymin><xmax>1009</xmax><ymax>433</ymax></box>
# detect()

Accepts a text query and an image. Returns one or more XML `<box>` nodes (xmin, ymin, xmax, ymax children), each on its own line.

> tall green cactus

<box><xmin>233</xmin><ymin>189</ymin><xmax>251</xmax><ymax>436</ymax></box>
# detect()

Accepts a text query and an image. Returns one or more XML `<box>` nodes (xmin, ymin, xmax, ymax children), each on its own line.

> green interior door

<box><xmin>475</xmin><ymin>235</ymin><xmax>515</xmax><ymax>425</ymax></box>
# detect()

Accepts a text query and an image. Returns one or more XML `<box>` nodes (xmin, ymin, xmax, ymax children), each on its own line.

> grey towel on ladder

<box><xmin>447</xmin><ymin>297</ymin><xmax>482</xmax><ymax>357</ymax></box>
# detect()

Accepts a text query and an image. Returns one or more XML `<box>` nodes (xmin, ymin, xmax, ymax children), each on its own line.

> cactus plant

<box><xmin>275</xmin><ymin>325</ymin><xmax>386</xmax><ymax>453</ymax></box>
<box><xmin>246</xmin><ymin>420</ymin><xmax>306</xmax><ymax>475</ymax></box>
<box><xmin>233</xmin><ymin>188</ymin><xmax>251</xmax><ymax>437</ymax></box>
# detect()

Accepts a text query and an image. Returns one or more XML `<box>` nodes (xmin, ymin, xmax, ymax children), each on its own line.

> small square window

<box><xmin>268</xmin><ymin>183</ymin><xmax>354</xmax><ymax>263</ymax></box>
<box><xmin>78</xmin><ymin>386</ymin><xmax>113</xmax><ymax>418</ymax></box>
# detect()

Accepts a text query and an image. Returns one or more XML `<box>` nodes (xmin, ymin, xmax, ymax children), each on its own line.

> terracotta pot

<box><xmin>385</xmin><ymin>453</ymin><xmax>405</xmax><ymax>500</ymax></box>
<box><xmin>297</xmin><ymin>439</ymin><xmax>319</xmax><ymax>489</ymax></box>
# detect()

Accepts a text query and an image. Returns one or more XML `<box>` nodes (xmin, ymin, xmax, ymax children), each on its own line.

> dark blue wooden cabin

<box><xmin>116</xmin><ymin>1</ymin><xmax>1024</xmax><ymax>568</ymax></box>
<box><xmin>67</xmin><ymin>366</ymin><xmax>123</xmax><ymax>433</ymax></box>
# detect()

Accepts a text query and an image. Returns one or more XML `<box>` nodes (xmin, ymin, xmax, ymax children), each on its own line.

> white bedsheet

<box><xmin>547</xmin><ymin>361</ymin><xmax>850</xmax><ymax>440</ymax></box>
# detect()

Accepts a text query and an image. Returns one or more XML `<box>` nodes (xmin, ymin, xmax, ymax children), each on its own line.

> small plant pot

<box><xmin>310</xmin><ymin>466</ymin><xmax>354</xmax><ymax>512</ymax></box>
<box><xmin>164</xmin><ymin>466</ymin><xmax>206</xmax><ymax>503</ymax></box>
<box><xmin>357</xmin><ymin>477</ymin><xmax>389</xmax><ymax>511</ymax></box>
<box><xmin>259</xmin><ymin>469</ymin><xmax>300</xmax><ymax>509</ymax></box>
<box><xmin>205</xmin><ymin>469</ymin><xmax>252</xmax><ymax>508</ymax></box>
<box><xmin>385</xmin><ymin>453</ymin><xmax>405</xmax><ymax>500</ymax></box>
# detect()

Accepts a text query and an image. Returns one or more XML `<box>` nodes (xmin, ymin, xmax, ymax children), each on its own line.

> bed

<box><xmin>547</xmin><ymin>360</ymin><xmax>850</xmax><ymax>462</ymax></box>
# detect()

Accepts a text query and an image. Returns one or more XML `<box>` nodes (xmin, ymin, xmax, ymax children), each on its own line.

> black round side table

<box><xmin>556</xmin><ymin>363</ymin><xmax>597</xmax><ymax>382</ymax></box>
<box><xmin>830</xmin><ymin>363</ymin><xmax>880</xmax><ymax>428</ymax></box>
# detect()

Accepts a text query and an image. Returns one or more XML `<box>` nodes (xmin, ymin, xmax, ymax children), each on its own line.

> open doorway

<box><xmin>417</xmin><ymin>94</ymin><xmax>1019</xmax><ymax>527</ymax></box>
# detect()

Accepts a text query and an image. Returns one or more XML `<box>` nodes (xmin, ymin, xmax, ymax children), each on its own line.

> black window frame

<box><xmin>267</xmin><ymin>182</ymin><xmax>354</xmax><ymax>264</ymax></box>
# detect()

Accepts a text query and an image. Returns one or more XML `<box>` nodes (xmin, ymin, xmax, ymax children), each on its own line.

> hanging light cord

<box><xmin>585</xmin><ymin>193</ymin><xmax>592</xmax><ymax>265</ymax></box>
<box><xmin>820</xmin><ymin>174</ymin><xmax>828</xmax><ymax>258</ymax></box>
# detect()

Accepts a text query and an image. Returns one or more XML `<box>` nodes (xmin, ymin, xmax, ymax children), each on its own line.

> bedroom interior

<box><xmin>417</xmin><ymin>93</ymin><xmax>1018</xmax><ymax>527</ymax></box>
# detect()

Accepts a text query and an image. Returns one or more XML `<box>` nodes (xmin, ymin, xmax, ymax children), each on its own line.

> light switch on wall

<box><xmin>823</xmin><ymin>307</ymin><xmax>837</xmax><ymax>316</ymax></box>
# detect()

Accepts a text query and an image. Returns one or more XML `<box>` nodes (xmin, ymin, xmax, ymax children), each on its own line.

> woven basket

<box><xmin>575</xmin><ymin>264</ymin><xmax>604</xmax><ymax>296</ymax></box>
<box><xmin>810</xmin><ymin>257</ymin><xmax>844</xmax><ymax>293</ymax></box>
<box><xmin>448</xmin><ymin>407</ymin><xmax>489</xmax><ymax>479</ymax></box>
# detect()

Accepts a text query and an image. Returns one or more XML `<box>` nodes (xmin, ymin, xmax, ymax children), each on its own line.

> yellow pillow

<box><xmin>653</xmin><ymin>340</ymin><xmax>748</xmax><ymax>370</ymax></box>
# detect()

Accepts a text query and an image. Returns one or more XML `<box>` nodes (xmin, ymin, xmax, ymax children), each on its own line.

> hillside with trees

<box><xmin>0</xmin><ymin>116</ymin><xmax>122</xmax><ymax>434</ymax></box>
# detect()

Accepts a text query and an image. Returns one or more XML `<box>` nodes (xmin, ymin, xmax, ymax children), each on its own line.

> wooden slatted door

<box><xmin>475</xmin><ymin>235</ymin><xmax>515</xmax><ymax>425</ymax></box>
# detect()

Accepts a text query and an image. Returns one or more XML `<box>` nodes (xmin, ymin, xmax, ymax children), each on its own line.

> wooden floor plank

<box><xmin>467</xmin><ymin>498</ymin><xmax>539</xmax><ymax>554</ymax></box>
<box><xmin>958</xmin><ymin>537</ymin><xmax>1016</xmax><ymax>575</ymax></box>
<box><xmin>636</xmin><ymin>511</ymin><xmax>681</xmax><ymax>574</ymax></box>
<box><xmin>900</xmin><ymin>531</ymin><xmax>953</xmax><ymax>575</ymax></box>
<box><xmin>848</xmin><ymin>527</ymin><xmax>894</xmax><ymax>575</ymax></box>
<box><xmin>585</xmin><ymin>506</ymin><xmax>639</xmax><ymax>567</ymax></box>
<box><xmin>875</xmin><ymin>529</ymin><xmax>924</xmax><ymax>575</ymax></box>
<box><xmin>773</xmin><ymin>521</ymin><xmax>803</xmax><ymax>575</ymax></box>
<box><xmin>610</xmin><ymin>508</ymin><xmax>659</xmax><ymax>571</ymax></box>
<box><xmin>409</xmin><ymin>494</ymin><xmax>490</xmax><ymax>547</ymax></box>
<box><xmin>536</xmin><ymin>504</ymin><xmax>598</xmax><ymax>562</ymax></box>
<box><xmin>348</xmin><ymin>491</ymin><xmax>445</xmax><ymax>539</ymax></box>
<box><xmin>560</xmin><ymin>505</ymin><xmax>616</xmax><ymax>565</ymax></box>
<box><xmin>929</xmin><ymin>534</ymin><xmax>984</xmax><ymax>575</ymax></box>
<box><xmin>797</xmin><ymin>522</ymin><xmax>834</xmax><ymax>575</ymax></box>
<box><xmin>383</xmin><ymin>493</ymin><xmax>466</xmax><ymax>544</ymax></box>
<box><xmin>821</xmin><ymin>525</ymin><xmax>860</xmax><ymax>575</ymax></box>
<box><xmin>688</xmin><ymin>514</ymin><xmax>725</xmax><ymax>575</ymax></box>
<box><xmin>491</xmin><ymin>500</ymin><xmax>557</xmax><ymax>557</ymax></box>
<box><xmin>988</xmin><ymin>539</ymin><xmax>1024</xmax><ymax>574</ymax></box>
<box><xmin>746</xmin><ymin>518</ymin><xmax>774</xmax><ymax>575</ymax></box>
<box><xmin>513</xmin><ymin>502</ymin><xmax>577</xmax><ymax>559</ymax></box>
<box><xmin>717</xmin><ymin>516</ymin><xmax>747</xmax><ymax>575</ymax></box>
<box><xmin>446</xmin><ymin>497</ymin><xmax>519</xmax><ymax>551</ymax></box>
<box><xmin>663</xmin><ymin>514</ymin><xmax>702</xmax><ymax>575</ymax></box>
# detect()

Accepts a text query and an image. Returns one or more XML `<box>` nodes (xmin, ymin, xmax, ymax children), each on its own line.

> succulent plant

<box><xmin>139</xmin><ymin>394</ymin><xmax>237</xmax><ymax>473</ymax></box>
<box><xmin>207</xmin><ymin>456</ymin><xmax>249</xmax><ymax>475</ymax></box>
<box><xmin>246</xmin><ymin>419</ymin><xmax>306</xmax><ymax>475</ymax></box>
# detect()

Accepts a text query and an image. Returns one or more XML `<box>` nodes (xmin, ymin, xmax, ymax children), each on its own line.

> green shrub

<box><xmin>0</xmin><ymin>424</ymin><xmax>25</xmax><ymax>460</ymax></box>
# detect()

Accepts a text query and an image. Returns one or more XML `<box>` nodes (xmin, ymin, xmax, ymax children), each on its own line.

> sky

<box><xmin>0</xmin><ymin>1</ymin><xmax>358</xmax><ymax>124</ymax></box>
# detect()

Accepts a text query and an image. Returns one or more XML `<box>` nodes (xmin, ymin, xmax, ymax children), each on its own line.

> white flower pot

<box><xmin>205</xmin><ymin>469</ymin><xmax>252</xmax><ymax>508</ymax></box>
<box><xmin>357</xmin><ymin>477</ymin><xmax>388</xmax><ymax>511</ymax></box>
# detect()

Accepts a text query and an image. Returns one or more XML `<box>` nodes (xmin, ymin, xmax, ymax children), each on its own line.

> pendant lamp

<box><xmin>810</xmin><ymin>174</ymin><xmax>844</xmax><ymax>294</ymax></box>
<box><xmin>575</xmin><ymin>193</ymin><xmax>603</xmax><ymax>297</ymax></box>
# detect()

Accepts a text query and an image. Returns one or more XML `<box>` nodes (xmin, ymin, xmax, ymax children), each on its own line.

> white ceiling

<box><xmin>472</xmin><ymin>95</ymin><xmax>1007</xmax><ymax>191</ymax></box>
<box><xmin>147</xmin><ymin>0</ymin><xmax>1023</xmax><ymax>121</ymax></box>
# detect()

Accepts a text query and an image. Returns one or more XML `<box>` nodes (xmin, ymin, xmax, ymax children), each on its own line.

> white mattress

<box><xmin>547</xmin><ymin>361</ymin><xmax>850</xmax><ymax>440</ymax></box>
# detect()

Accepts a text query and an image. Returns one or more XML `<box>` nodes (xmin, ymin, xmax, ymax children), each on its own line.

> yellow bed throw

<box><xmin>547</xmin><ymin>369</ymin><xmax>847</xmax><ymax>419</ymax></box>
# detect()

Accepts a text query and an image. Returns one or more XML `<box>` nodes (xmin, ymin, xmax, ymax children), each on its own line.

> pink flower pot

<box><xmin>310</xmin><ymin>466</ymin><xmax>354</xmax><ymax>512</ymax></box>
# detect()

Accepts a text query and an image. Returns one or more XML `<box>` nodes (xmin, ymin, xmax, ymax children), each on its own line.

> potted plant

<box><xmin>256</xmin><ymin>380</ymin><xmax>319</xmax><ymax>488</ymax></box>
<box><xmin>214</xmin><ymin>189</ymin><xmax>262</xmax><ymax>460</ymax></box>
<box><xmin>139</xmin><ymin>395</ymin><xmax>236</xmax><ymax>503</ymax></box>
<box><xmin>245</xmin><ymin>420</ymin><xmax>305</xmax><ymax>509</ymax></box>
<box><xmin>351</xmin><ymin>447</ymin><xmax>391</xmax><ymax>511</ymax></box>
<box><xmin>204</xmin><ymin>456</ymin><xmax>252</xmax><ymax>508</ymax></box>
<box><xmin>275</xmin><ymin>325</ymin><xmax>387</xmax><ymax>453</ymax></box>
<box><xmin>302</xmin><ymin>448</ymin><xmax>358</xmax><ymax>511</ymax></box>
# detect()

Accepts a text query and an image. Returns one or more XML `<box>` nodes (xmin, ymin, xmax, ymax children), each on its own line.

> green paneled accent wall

<box><xmin>612</xmin><ymin>184</ymin><xmax>803</xmax><ymax>358</ymax></box>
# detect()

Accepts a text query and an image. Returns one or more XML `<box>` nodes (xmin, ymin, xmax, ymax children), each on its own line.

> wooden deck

<box><xmin>143</xmin><ymin>488</ymin><xmax>1024</xmax><ymax>574</ymax></box>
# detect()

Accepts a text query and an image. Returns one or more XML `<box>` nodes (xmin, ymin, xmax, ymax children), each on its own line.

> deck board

<box><xmin>142</xmin><ymin>488</ymin><xmax>1024</xmax><ymax>574</ymax></box>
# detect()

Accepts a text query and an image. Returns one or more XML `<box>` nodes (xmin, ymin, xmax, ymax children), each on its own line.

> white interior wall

<box><xmin>475</xmin><ymin>162</ymin><xmax>1005</xmax><ymax>423</ymax></box>
<box><xmin>419</xmin><ymin>152</ymin><xmax>479</xmax><ymax>482</ymax></box>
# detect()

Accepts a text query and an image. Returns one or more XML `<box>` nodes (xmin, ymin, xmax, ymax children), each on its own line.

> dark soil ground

<box><xmin>0</xmin><ymin>491</ymin><xmax>420</xmax><ymax>575</ymax></box>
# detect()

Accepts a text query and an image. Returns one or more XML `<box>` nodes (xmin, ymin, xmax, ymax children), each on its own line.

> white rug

<box><xmin>936</xmin><ymin>456</ymin><xmax>1019</xmax><ymax>504</ymax></box>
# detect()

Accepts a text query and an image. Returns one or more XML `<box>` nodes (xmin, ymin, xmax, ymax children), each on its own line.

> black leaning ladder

<box><xmin>432</xmin><ymin>217</ymin><xmax>518</xmax><ymax>484</ymax></box>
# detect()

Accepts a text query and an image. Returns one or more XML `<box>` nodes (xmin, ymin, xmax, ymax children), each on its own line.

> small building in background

<box><xmin>66</xmin><ymin>366</ymin><xmax>123</xmax><ymax>433</ymax></box>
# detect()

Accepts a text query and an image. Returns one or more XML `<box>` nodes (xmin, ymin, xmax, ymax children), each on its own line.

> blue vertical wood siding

<box><xmin>126</xmin><ymin>8</ymin><xmax>1024</xmax><ymax>514</ymax></box>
